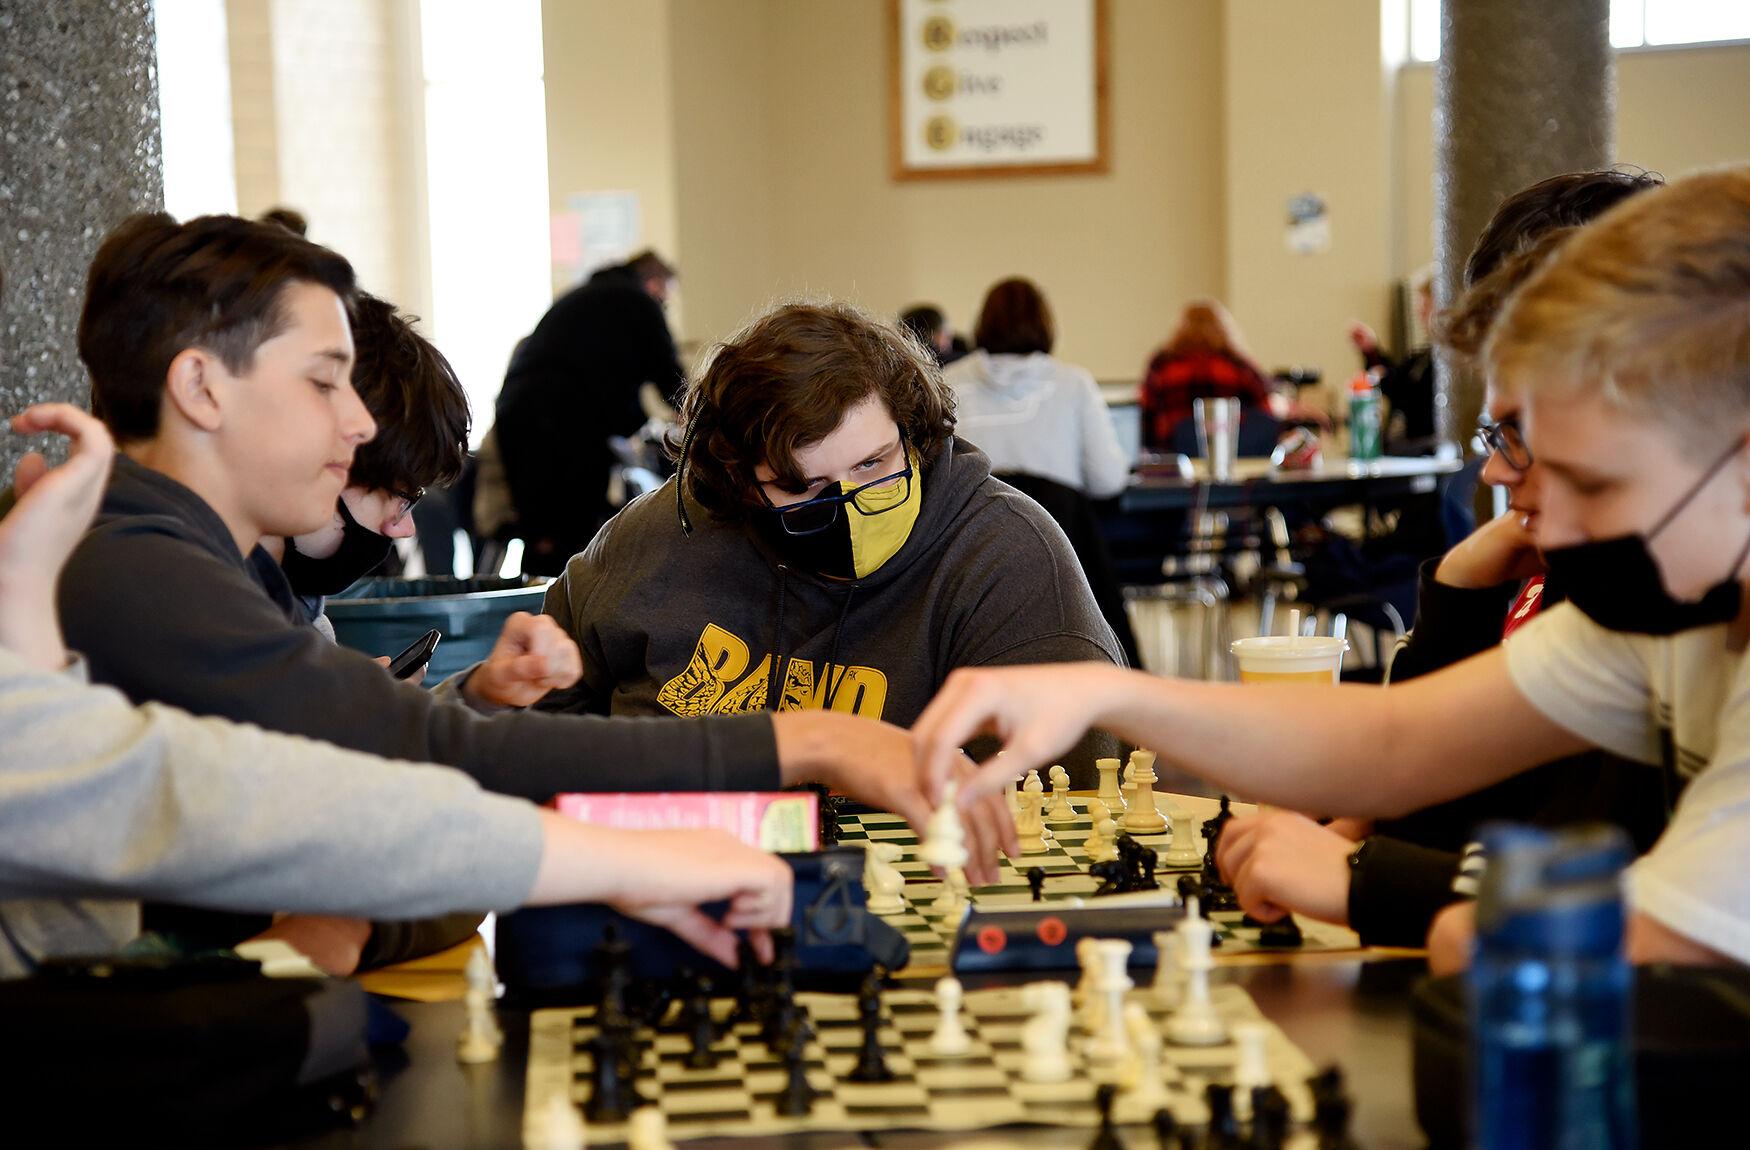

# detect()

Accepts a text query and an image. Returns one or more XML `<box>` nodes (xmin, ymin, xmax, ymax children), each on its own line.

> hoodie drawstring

<box><xmin>763</xmin><ymin>569</ymin><xmax>859</xmax><ymax>715</ymax></box>
<box><xmin>764</xmin><ymin>566</ymin><xmax>790</xmax><ymax>712</ymax></box>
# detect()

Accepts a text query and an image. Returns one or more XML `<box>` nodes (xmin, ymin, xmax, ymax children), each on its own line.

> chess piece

<box><xmin>1090</xmin><ymin>816</ymin><xmax>1121</xmax><ymax>863</ymax></box>
<box><xmin>457</xmin><ymin>946</ymin><xmax>503</xmax><ymax>1063</ymax></box>
<box><xmin>1088</xmin><ymin>1083</ymin><xmax>1126</xmax><ymax>1150</ymax></box>
<box><xmin>1095</xmin><ymin>756</ymin><xmax>1126</xmax><ymax>814</ymax></box>
<box><xmin>930</xmin><ymin>866</ymin><xmax>970</xmax><ymax>916</ymax></box>
<box><xmin>1120</xmin><ymin>1002</ymin><xmax>1168</xmax><ymax>1113</ymax></box>
<box><xmin>524</xmin><ymin>1093</ymin><xmax>587</xmax><ymax>1150</ymax></box>
<box><xmin>862</xmin><ymin>841</ymin><xmax>906</xmax><ymax>915</ymax></box>
<box><xmin>1045</xmin><ymin>764</ymin><xmax>1077</xmax><ymax>822</ymax></box>
<box><xmin>1257</xmin><ymin>915</ymin><xmax>1305</xmax><ymax>948</ymax></box>
<box><xmin>1164</xmin><ymin>915</ymin><xmax>1227</xmax><ymax>1047</ymax></box>
<box><xmin>1252</xmin><ymin>1085</ymin><xmax>1293</xmax><ymax>1149</ymax></box>
<box><xmin>1027</xmin><ymin>866</ymin><xmax>1048</xmax><ymax>902</ymax></box>
<box><xmin>1204</xmin><ymin>1082</ymin><xmax>1241</xmax><ymax>1147</ymax></box>
<box><xmin>1150</xmin><ymin>1108</ymin><xmax>1179</xmax><ymax>1150</ymax></box>
<box><xmin>1121</xmin><ymin>750</ymin><xmax>1166</xmax><ymax>834</ymax></box>
<box><xmin>1086</xmin><ymin>939</ymin><xmax>1134</xmax><ymax>1063</ymax></box>
<box><xmin>727</xmin><ymin>935</ymin><xmax>763</xmax><ymax>1024</ymax></box>
<box><xmin>919</xmin><ymin>781</ymin><xmax>969</xmax><ymax>870</ymax></box>
<box><xmin>627</xmin><ymin>1106</ymin><xmax>674</xmax><ymax>1150</ymax></box>
<box><xmin>773</xmin><ymin>1027</ymin><xmax>819</xmax><ymax>1117</ymax></box>
<box><xmin>1231</xmin><ymin>1020</ymin><xmax>1271</xmax><ymax>1120</ymax></box>
<box><xmin>582</xmin><ymin>1030</ymin><xmax>645</xmax><ymax>1124</ymax></box>
<box><xmin>847</xmin><ymin>969</ymin><xmax>895</xmax><ymax>1082</ymax></box>
<box><xmin>1019</xmin><ymin>981</ymin><xmax>1073</xmax><ymax>1083</ymax></box>
<box><xmin>1084</xmin><ymin>799</ymin><xmax>1111</xmax><ymax>857</ymax></box>
<box><xmin>1150</xmin><ymin>929</ymin><xmax>1183</xmax><ymax>1010</ymax></box>
<box><xmin>1016</xmin><ymin>769</ymin><xmax>1050</xmax><ymax>853</ymax></box>
<box><xmin>928</xmin><ymin>976</ymin><xmax>973</xmax><ymax>1057</ymax></box>
<box><xmin>1202</xmin><ymin>793</ymin><xmax>1233</xmax><ymax>841</ymax></box>
<box><xmin>680</xmin><ymin>978</ymin><xmax>721</xmax><ymax>1070</ymax></box>
<box><xmin>1160</xmin><ymin>809</ymin><xmax>1201</xmax><ymax>867</ymax></box>
<box><xmin>1076</xmin><ymin>937</ymin><xmax>1103</xmax><ymax>1035</ymax></box>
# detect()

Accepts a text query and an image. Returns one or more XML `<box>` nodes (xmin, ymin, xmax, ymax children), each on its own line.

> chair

<box><xmin>992</xmin><ymin>472</ymin><xmax>1143</xmax><ymax>670</ymax></box>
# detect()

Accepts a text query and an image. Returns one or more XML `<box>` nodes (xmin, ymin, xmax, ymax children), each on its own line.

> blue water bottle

<box><xmin>1468</xmin><ymin>824</ymin><xmax>1635</xmax><ymax>1150</ymax></box>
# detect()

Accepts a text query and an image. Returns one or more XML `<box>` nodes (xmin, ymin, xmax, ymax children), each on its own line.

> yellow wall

<box><xmin>541</xmin><ymin>0</ymin><xmax>682</xmax><ymax>316</ymax></box>
<box><xmin>545</xmin><ymin>1</ymin><xmax>1750</xmax><ymax>388</ymax></box>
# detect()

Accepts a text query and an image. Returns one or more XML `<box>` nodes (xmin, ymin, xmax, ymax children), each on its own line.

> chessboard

<box><xmin>834</xmin><ymin>798</ymin><xmax>1360</xmax><ymax>972</ymax></box>
<box><xmin>526</xmin><ymin>980</ymin><xmax>1321</xmax><ymax>1143</ymax></box>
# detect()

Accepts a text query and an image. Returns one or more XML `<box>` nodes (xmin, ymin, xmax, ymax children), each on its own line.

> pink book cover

<box><xmin>551</xmin><ymin>791</ymin><xmax>819</xmax><ymax>852</ymax></box>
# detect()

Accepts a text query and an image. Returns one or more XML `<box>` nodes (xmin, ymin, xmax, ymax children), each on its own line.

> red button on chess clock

<box><xmin>976</xmin><ymin>926</ymin><xmax>1007</xmax><ymax>955</ymax></box>
<box><xmin>1037</xmin><ymin>916</ymin><xmax>1068</xmax><ymax>946</ymax></box>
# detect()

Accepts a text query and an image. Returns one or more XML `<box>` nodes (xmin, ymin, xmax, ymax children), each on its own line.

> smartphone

<box><xmin>387</xmin><ymin>629</ymin><xmax>441</xmax><ymax>680</ymax></box>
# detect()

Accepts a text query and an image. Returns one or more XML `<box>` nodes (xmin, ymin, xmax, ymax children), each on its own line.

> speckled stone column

<box><xmin>1433</xmin><ymin>0</ymin><xmax>1613</xmax><ymax>444</ymax></box>
<box><xmin>0</xmin><ymin>0</ymin><xmax>163</xmax><ymax>471</ymax></box>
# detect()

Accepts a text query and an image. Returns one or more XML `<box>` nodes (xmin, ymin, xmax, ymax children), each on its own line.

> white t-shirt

<box><xmin>1505</xmin><ymin>601</ymin><xmax>1750</xmax><ymax>963</ymax></box>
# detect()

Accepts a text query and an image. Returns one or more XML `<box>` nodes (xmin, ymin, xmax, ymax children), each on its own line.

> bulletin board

<box><xmin>889</xmin><ymin>0</ymin><xmax>1110</xmax><ymax>181</ymax></box>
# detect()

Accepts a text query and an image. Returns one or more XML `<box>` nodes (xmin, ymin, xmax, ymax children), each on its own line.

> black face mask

<box><xmin>1542</xmin><ymin>441</ymin><xmax>1750</xmax><ymax>636</ymax></box>
<box><xmin>280</xmin><ymin>498</ymin><xmax>395</xmax><ymax>598</ymax></box>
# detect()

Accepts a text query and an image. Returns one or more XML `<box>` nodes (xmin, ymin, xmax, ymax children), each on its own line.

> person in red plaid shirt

<box><xmin>1139</xmin><ymin>299</ymin><xmax>1274</xmax><ymax>450</ymax></box>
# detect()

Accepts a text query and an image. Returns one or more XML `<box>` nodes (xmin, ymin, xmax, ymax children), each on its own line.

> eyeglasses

<box><xmin>760</xmin><ymin>460</ymin><xmax>914</xmax><ymax>536</ymax></box>
<box><xmin>1473</xmin><ymin>416</ymin><xmax>1533</xmax><ymax>471</ymax></box>
<box><xmin>389</xmin><ymin>487</ymin><xmax>426</xmax><ymax>523</ymax></box>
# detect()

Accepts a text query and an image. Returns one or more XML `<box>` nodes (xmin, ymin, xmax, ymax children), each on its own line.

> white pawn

<box><xmin>1085</xmin><ymin>939</ymin><xmax>1134</xmax><ymax>1063</ymax></box>
<box><xmin>1089</xmin><ymin>816</ymin><xmax>1120</xmax><ymax>864</ymax></box>
<box><xmin>628</xmin><ymin>1105</ymin><xmax>674</xmax><ymax>1150</ymax></box>
<box><xmin>1165</xmin><ymin>914</ymin><xmax>1227</xmax><ymax>1047</ymax></box>
<box><xmin>1095</xmin><ymin>756</ymin><xmax>1126</xmax><ymax>814</ymax></box>
<box><xmin>1045</xmin><ymin>765</ymin><xmax>1076</xmax><ymax>823</ymax></box>
<box><xmin>863</xmin><ymin>841</ymin><xmax>906</xmax><ymax>915</ymax></box>
<box><xmin>1075</xmin><ymin>937</ymin><xmax>1103</xmax><ymax>1035</ymax></box>
<box><xmin>1083</xmin><ymin>799</ymin><xmax>1111</xmax><ymax>858</ymax></box>
<box><xmin>465</xmin><ymin>947</ymin><xmax>504</xmax><ymax>1044</ymax></box>
<box><xmin>1016</xmin><ymin>770</ymin><xmax>1049</xmax><ymax>853</ymax></box>
<box><xmin>1020</xmin><ymin>981</ymin><xmax>1074</xmax><ymax>1083</ymax></box>
<box><xmin>1121</xmin><ymin>750</ymin><xmax>1166</xmax><ymax>834</ymax></box>
<box><xmin>523</xmin><ymin>1094</ymin><xmax>586</xmax><ymax>1150</ymax></box>
<box><xmin>929</xmin><ymin>976</ymin><xmax>973</xmax><ymax>1056</ymax></box>
<box><xmin>1231</xmin><ymin>1020</ymin><xmax>1272</xmax><ymax>1121</ymax></box>
<box><xmin>458</xmin><ymin>948</ymin><xmax>503</xmax><ymax>1064</ymax></box>
<box><xmin>1150</xmin><ymin>929</ymin><xmax>1184</xmax><ymax>1010</ymax></box>
<box><xmin>930</xmin><ymin>866</ymin><xmax>970</xmax><ymax>917</ymax></box>
<box><xmin>1120</xmin><ymin>1001</ymin><xmax>1168</xmax><ymax>1112</ymax></box>
<box><xmin>1161</xmin><ymin>808</ymin><xmax>1201</xmax><ymax>867</ymax></box>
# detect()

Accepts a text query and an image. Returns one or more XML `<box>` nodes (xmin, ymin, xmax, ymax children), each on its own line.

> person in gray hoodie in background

<box><xmin>537</xmin><ymin>299</ymin><xmax>1126</xmax><ymax>792</ymax></box>
<box><xmin>943</xmin><ymin>277</ymin><xmax>1129</xmax><ymax>500</ymax></box>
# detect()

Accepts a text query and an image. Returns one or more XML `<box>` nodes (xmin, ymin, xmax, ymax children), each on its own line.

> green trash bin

<box><xmin>324</xmin><ymin>575</ymin><xmax>552</xmax><ymax>685</ymax></box>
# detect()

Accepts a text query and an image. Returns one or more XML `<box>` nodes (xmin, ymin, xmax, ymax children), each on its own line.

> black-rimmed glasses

<box><xmin>390</xmin><ymin>487</ymin><xmax>426</xmax><ymax>523</ymax></box>
<box><xmin>1474</xmin><ymin>416</ymin><xmax>1533</xmax><ymax>471</ymax></box>
<box><xmin>760</xmin><ymin>460</ymin><xmax>914</xmax><ymax>536</ymax></box>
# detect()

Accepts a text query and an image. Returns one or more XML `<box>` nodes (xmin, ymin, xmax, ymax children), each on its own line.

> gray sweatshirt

<box><xmin>944</xmin><ymin>352</ymin><xmax>1131</xmax><ymax>499</ymax></box>
<box><xmin>0</xmin><ymin>650</ymin><xmax>542</xmax><ymax>979</ymax></box>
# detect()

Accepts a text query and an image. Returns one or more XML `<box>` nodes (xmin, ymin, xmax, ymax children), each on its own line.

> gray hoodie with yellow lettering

<box><xmin>538</xmin><ymin>438</ymin><xmax>1124</xmax><ymax>784</ymax></box>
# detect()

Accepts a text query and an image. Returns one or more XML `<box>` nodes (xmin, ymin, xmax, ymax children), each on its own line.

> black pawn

<box><xmin>773</xmin><ymin>1027</ymin><xmax>819</xmax><ymax>1117</ymax></box>
<box><xmin>680</xmin><ymin>979</ymin><xmax>720</xmax><ymax>1070</ymax></box>
<box><xmin>1249</xmin><ymin>1085</ymin><xmax>1292</xmax><ymax>1150</ymax></box>
<box><xmin>1257</xmin><ymin>915</ymin><xmax>1304</xmax><ymax>948</ymax></box>
<box><xmin>1204</xmin><ymin>1082</ymin><xmax>1240</xmax><ymax>1148</ymax></box>
<box><xmin>1027</xmin><ymin>866</ymin><xmax>1048</xmax><ymax>902</ymax></box>
<box><xmin>1151</xmin><ymin>1107</ymin><xmax>1178</xmax><ymax>1148</ymax></box>
<box><xmin>728</xmin><ymin>936</ymin><xmax>762</xmax><ymax>1024</ymax></box>
<box><xmin>846</xmin><ymin>994</ymin><xmax>894</xmax><ymax>1083</ymax></box>
<box><xmin>1088</xmin><ymin>1083</ymin><xmax>1126</xmax><ymax>1150</ymax></box>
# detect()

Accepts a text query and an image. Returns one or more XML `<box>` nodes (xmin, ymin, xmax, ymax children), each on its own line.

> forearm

<box><xmin>1085</xmin><ymin>653</ymin><xmax>1581</xmax><ymax>818</ymax></box>
<box><xmin>0</xmin><ymin>577</ymin><xmax>68</xmax><ymax>671</ymax></box>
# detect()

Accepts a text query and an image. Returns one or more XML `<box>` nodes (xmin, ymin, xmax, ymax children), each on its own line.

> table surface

<box><xmin>1118</xmin><ymin>453</ymin><xmax>1460</xmax><ymax>516</ymax></box>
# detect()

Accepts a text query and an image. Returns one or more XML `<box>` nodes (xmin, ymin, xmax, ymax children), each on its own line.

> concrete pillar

<box><xmin>0</xmin><ymin>0</ymin><xmax>164</xmax><ymax>473</ymax></box>
<box><xmin>1434</xmin><ymin>0</ymin><xmax>1613</xmax><ymax>443</ymax></box>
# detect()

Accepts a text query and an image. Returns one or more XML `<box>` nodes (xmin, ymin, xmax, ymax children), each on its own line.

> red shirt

<box><xmin>1140</xmin><ymin>350</ymin><xmax>1272</xmax><ymax>449</ymax></box>
<box><xmin>1502</xmin><ymin>575</ymin><xmax>1546</xmax><ymax>639</ymax></box>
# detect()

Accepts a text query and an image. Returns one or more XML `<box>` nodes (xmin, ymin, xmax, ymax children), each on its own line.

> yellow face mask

<box><xmin>753</xmin><ymin>449</ymin><xmax>923</xmax><ymax>581</ymax></box>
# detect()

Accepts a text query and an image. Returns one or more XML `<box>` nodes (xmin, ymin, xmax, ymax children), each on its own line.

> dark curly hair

<box><xmin>672</xmin><ymin>300</ymin><xmax>955</xmax><ymax>524</ymax></box>
<box><xmin>346</xmin><ymin>292</ymin><xmax>471</xmax><ymax>494</ymax></box>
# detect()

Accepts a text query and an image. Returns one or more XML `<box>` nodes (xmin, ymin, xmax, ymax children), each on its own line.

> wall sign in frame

<box><xmin>889</xmin><ymin>0</ymin><xmax>1109</xmax><ymax>181</ymax></box>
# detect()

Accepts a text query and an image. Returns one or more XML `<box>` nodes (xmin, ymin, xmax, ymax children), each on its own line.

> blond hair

<box><xmin>1485</xmin><ymin>167</ymin><xmax>1750</xmax><ymax>441</ymax></box>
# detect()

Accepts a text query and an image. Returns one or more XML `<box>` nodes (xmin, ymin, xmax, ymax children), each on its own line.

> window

<box><xmin>151</xmin><ymin>0</ymin><xmax>239</xmax><ymax>219</ymax></box>
<box><xmin>1406</xmin><ymin>0</ymin><xmax>1750</xmax><ymax>63</ymax></box>
<box><xmin>417</xmin><ymin>0</ymin><xmax>551</xmax><ymax>448</ymax></box>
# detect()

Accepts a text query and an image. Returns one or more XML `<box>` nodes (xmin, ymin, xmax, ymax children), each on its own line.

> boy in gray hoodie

<box><xmin>0</xmin><ymin>402</ymin><xmax>792</xmax><ymax>978</ymax></box>
<box><xmin>538</xmin><ymin>301</ymin><xmax>1125</xmax><ymax>786</ymax></box>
